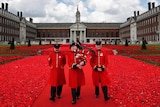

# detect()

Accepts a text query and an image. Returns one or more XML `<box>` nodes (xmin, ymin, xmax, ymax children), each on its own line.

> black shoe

<box><xmin>105</xmin><ymin>96</ymin><xmax>110</xmax><ymax>101</ymax></box>
<box><xmin>49</xmin><ymin>97</ymin><xmax>55</xmax><ymax>101</ymax></box>
<box><xmin>72</xmin><ymin>99</ymin><xmax>76</xmax><ymax>104</ymax></box>
<box><xmin>95</xmin><ymin>95</ymin><xmax>99</xmax><ymax>98</ymax></box>
<box><xmin>57</xmin><ymin>95</ymin><xmax>62</xmax><ymax>99</ymax></box>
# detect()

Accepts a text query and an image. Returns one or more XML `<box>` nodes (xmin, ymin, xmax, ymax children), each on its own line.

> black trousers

<box><xmin>95</xmin><ymin>86</ymin><xmax>108</xmax><ymax>98</ymax></box>
<box><xmin>50</xmin><ymin>85</ymin><xmax>63</xmax><ymax>98</ymax></box>
<box><xmin>71</xmin><ymin>87</ymin><xmax>81</xmax><ymax>100</ymax></box>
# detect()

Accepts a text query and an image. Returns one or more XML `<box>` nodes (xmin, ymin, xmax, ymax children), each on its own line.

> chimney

<box><xmin>137</xmin><ymin>11</ymin><xmax>139</xmax><ymax>16</ymax></box>
<box><xmin>152</xmin><ymin>2</ymin><xmax>155</xmax><ymax>8</ymax></box>
<box><xmin>134</xmin><ymin>11</ymin><xmax>136</xmax><ymax>19</ymax></box>
<box><xmin>2</xmin><ymin>3</ymin><xmax>4</xmax><ymax>9</ymax></box>
<box><xmin>17</xmin><ymin>11</ymin><xmax>19</xmax><ymax>17</ymax></box>
<box><xmin>148</xmin><ymin>2</ymin><xmax>151</xmax><ymax>10</ymax></box>
<box><xmin>5</xmin><ymin>3</ymin><xmax>8</xmax><ymax>11</ymax></box>
<box><xmin>20</xmin><ymin>11</ymin><xmax>22</xmax><ymax>17</ymax></box>
<box><xmin>30</xmin><ymin>18</ymin><xmax>33</xmax><ymax>23</ymax></box>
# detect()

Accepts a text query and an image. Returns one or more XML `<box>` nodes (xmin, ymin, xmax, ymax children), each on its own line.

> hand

<box><xmin>79</xmin><ymin>61</ymin><xmax>85</xmax><ymax>66</ymax></box>
<box><xmin>97</xmin><ymin>68</ymin><xmax>102</xmax><ymax>71</ymax></box>
<box><xmin>76</xmin><ymin>64</ymin><xmax>82</xmax><ymax>69</ymax></box>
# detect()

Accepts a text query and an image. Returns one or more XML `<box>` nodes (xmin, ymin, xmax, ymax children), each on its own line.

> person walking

<box><xmin>48</xmin><ymin>44</ymin><xmax>66</xmax><ymax>101</ymax></box>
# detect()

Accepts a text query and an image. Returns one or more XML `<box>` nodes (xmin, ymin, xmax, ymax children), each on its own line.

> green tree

<box><xmin>125</xmin><ymin>39</ymin><xmax>129</xmax><ymax>46</ymax></box>
<box><xmin>39</xmin><ymin>39</ymin><xmax>42</xmax><ymax>45</ymax></box>
<box><xmin>141</xmin><ymin>37</ymin><xmax>147</xmax><ymax>50</ymax></box>
<box><xmin>28</xmin><ymin>40</ymin><xmax>31</xmax><ymax>47</ymax></box>
<box><xmin>10</xmin><ymin>38</ymin><xmax>15</xmax><ymax>50</ymax></box>
<box><xmin>115</xmin><ymin>39</ymin><xmax>117</xmax><ymax>45</ymax></box>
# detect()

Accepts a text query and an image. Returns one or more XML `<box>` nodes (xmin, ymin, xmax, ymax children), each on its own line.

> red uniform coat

<box><xmin>67</xmin><ymin>50</ymin><xmax>86</xmax><ymax>88</ymax></box>
<box><xmin>90</xmin><ymin>49</ymin><xmax>111</xmax><ymax>87</ymax></box>
<box><xmin>48</xmin><ymin>51</ymin><xmax>66</xmax><ymax>86</ymax></box>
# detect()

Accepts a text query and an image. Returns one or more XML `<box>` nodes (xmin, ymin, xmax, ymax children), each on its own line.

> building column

<box><xmin>84</xmin><ymin>30</ymin><xmax>86</xmax><ymax>43</ymax></box>
<box><xmin>20</xmin><ymin>21</ymin><xmax>26</xmax><ymax>44</ymax></box>
<box><xmin>70</xmin><ymin>30</ymin><xmax>72</xmax><ymax>43</ymax></box>
<box><xmin>74</xmin><ymin>30</ymin><xmax>76</xmax><ymax>42</ymax></box>
<box><xmin>80</xmin><ymin>30</ymin><xmax>82</xmax><ymax>42</ymax></box>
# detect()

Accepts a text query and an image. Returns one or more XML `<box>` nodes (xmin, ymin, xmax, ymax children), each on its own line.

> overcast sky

<box><xmin>1</xmin><ymin>0</ymin><xmax>160</xmax><ymax>23</ymax></box>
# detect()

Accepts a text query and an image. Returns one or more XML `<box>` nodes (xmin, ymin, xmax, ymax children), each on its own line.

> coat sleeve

<box><xmin>48</xmin><ymin>53</ymin><xmax>52</xmax><ymax>67</ymax></box>
<box><xmin>104</xmin><ymin>51</ymin><xmax>109</xmax><ymax>68</ymax></box>
<box><xmin>90</xmin><ymin>53</ymin><xmax>95</xmax><ymax>68</ymax></box>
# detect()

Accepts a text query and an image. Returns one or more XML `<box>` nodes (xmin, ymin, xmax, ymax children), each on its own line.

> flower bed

<box><xmin>103</xmin><ymin>45</ymin><xmax>160</xmax><ymax>66</ymax></box>
<box><xmin>0</xmin><ymin>56</ymin><xmax>24</xmax><ymax>64</ymax></box>
<box><xmin>0</xmin><ymin>45</ymin><xmax>53</xmax><ymax>65</ymax></box>
<box><xmin>108</xmin><ymin>55</ymin><xmax>160</xmax><ymax>107</ymax></box>
<box><xmin>131</xmin><ymin>55</ymin><xmax>160</xmax><ymax>65</ymax></box>
<box><xmin>0</xmin><ymin>56</ymin><xmax>49</xmax><ymax>106</ymax></box>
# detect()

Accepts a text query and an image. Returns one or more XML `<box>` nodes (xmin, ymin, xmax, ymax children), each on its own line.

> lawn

<box><xmin>103</xmin><ymin>44</ymin><xmax>160</xmax><ymax>66</ymax></box>
<box><xmin>0</xmin><ymin>44</ymin><xmax>53</xmax><ymax>65</ymax></box>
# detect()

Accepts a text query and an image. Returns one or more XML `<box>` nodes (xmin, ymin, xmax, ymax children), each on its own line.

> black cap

<box><xmin>96</xmin><ymin>40</ymin><xmax>101</xmax><ymax>45</ymax></box>
<box><xmin>70</xmin><ymin>42</ymin><xmax>76</xmax><ymax>48</ymax></box>
<box><xmin>54</xmin><ymin>44</ymin><xmax>60</xmax><ymax>49</ymax></box>
<box><xmin>70</xmin><ymin>42</ymin><xmax>82</xmax><ymax>49</ymax></box>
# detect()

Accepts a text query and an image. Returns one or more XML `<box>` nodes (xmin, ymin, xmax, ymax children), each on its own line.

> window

<box><xmin>106</xmin><ymin>32</ymin><xmax>109</xmax><ymax>37</ymax></box>
<box><xmin>116</xmin><ymin>32</ymin><xmax>119</xmax><ymax>37</ymax></box>
<box><xmin>48</xmin><ymin>32</ymin><xmax>50</xmax><ymax>37</ymax></box>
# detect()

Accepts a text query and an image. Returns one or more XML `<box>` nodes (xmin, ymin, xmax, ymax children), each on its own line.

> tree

<box><xmin>10</xmin><ymin>38</ymin><xmax>15</xmax><ymax>50</ymax></box>
<box><xmin>115</xmin><ymin>39</ymin><xmax>117</xmax><ymax>45</ymax></box>
<box><xmin>39</xmin><ymin>39</ymin><xmax>42</xmax><ymax>45</ymax></box>
<box><xmin>141</xmin><ymin>37</ymin><xmax>147</xmax><ymax>50</ymax></box>
<box><xmin>125</xmin><ymin>39</ymin><xmax>129</xmax><ymax>46</ymax></box>
<box><xmin>28</xmin><ymin>40</ymin><xmax>31</xmax><ymax>47</ymax></box>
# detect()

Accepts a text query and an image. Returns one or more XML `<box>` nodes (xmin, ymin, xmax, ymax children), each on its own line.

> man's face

<box><xmin>54</xmin><ymin>48</ymin><xmax>60</xmax><ymax>52</ymax></box>
<box><xmin>95</xmin><ymin>44</ymin><xmax>102</xmax><ymax>50</ymax></box>
<box><xmin>71</xmin><ymin>45</ymin><xmax>78</xmax><ymax>52</ymax></box>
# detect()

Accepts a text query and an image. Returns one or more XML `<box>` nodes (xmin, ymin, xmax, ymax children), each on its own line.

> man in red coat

<box><xmin>48</xmin><ymin>44</ymin><xmax>66</xmax><ymax>101</ymax></box>
<box><xmin>90</xmin><ymin>40</ymin><xmax>110</xmax><ymax>101</ymax></box>
<box><xmin>67</xmin><ymin>42</ymin><xmax>86</xmax><ymax>104</ymax></box>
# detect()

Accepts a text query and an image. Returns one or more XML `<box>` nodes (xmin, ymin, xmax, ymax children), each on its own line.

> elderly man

<box><xmin>48</xmin><ymin>44</ymin><xmax>66</xmax><ymax>101</ymax></box>
<box><xmin>67</xmin><ymin>42</ymin><xmax>87</xmax><ymax>104</ymax></box>
<box><xmin>90</xmin><ymin>40</ymin><xmax>110</xmax><ymax>101</ymax></box>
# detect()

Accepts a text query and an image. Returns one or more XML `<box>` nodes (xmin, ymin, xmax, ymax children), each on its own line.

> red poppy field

<box><xmin>104</xmin><ymin>44</ymin><xmax>160</xmax><ymax>66</ymax></box>
<box><xmin>0</xmin><ymin>44</ymin><xmax>160</xmax><ymax>106</ymax></box>
<box><xmin>0</xmin><ymin>45</ymin><xmax>53</xmax><ymax>64</ymax></box>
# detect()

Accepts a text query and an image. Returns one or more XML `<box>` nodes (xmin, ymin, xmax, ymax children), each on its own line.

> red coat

<box><xmin>90</xmin><ymin>49</ymin><xmax>111</xmax><ymax>87</ymax></box>
<box><xmin>48</xmin><ymin>51</ymin><xmax>66</xmax><ymax>86</ymax></box>
<box><xmin>67</xmin><ymin>50</ymin><xmax>86</xmax><ymax>88</ymax></box>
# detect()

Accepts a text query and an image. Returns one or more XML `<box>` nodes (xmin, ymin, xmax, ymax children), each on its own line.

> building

<box><xmin>35</xmin><ymin>7</ymin><xmax>121</xmax><ymax>44</ymax></box>
<box><xmin>1</xmin><ymin>2</ymin><xmax>160</xmax><ymax>44</ymax></box>
<box><xmin>120</xmin><ymin>2</ymin><xmax>160</xmax><ymax>44</ymax></box>
<box><xmin>0</xmin><ymin>3</ymin><xmax>36</xmax><ymax>44</ymax></box>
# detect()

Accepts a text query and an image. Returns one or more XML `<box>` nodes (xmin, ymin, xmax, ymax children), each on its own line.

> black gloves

<box><xmin>94</xmin><ymin>65</ymin><xmax>105</xmax><ymax>72</ymax></box>
<box><xmin>72</xmin><ymin>63</ymin><xmax>77</xmax><ymax>69</ymax></box>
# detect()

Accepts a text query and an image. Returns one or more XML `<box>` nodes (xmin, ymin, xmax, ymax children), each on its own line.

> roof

<box><xmin>34</xmin><ymin>22</ymin><xmax>122</xmax><ymax>29</ymax></box>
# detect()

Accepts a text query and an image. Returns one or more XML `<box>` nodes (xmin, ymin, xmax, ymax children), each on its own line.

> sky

<box><xmin>0</xmin><ymin>0</ymin><xmax>160</xmax><ymax>23</ymax></box>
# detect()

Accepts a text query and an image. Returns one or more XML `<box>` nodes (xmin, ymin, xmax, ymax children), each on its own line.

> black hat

<box><xmin>70</xmin><ymin>42</ymin><xmax>76</xmax><ymax>48</ymax></box>
<box><xmin>54</xmin><ymin>44</ymin><xmax>60</xmax><ymax>49</ymax></box>
<box><xmin>70</xmin><ymin>42</ymin><xmax>82</xmax><ymax>49</ymax></box>
<box><xmin>96</xmin><ymin>40</ymin><xmax>101</xmax><ymax>45</ymax></box>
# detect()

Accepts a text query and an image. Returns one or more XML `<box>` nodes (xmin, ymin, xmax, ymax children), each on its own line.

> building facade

<box><xmin>35</xmin><ymin>7</ymin><xmax>121</xmax><ymax>44</ymax></box>
<box><xmin>120</xmin><ymin>2</ymin><xmax>160</xmax><ymax>43</ymax></box>
<box><xmin>1</xmin><ymin>2</ymin><xmax>160</xmax><ymax>44</ymax></box>
<box><xmin>0</xmin><ymin>3</ymin><xmax>36</xmax><ymax>44</ymax></box>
